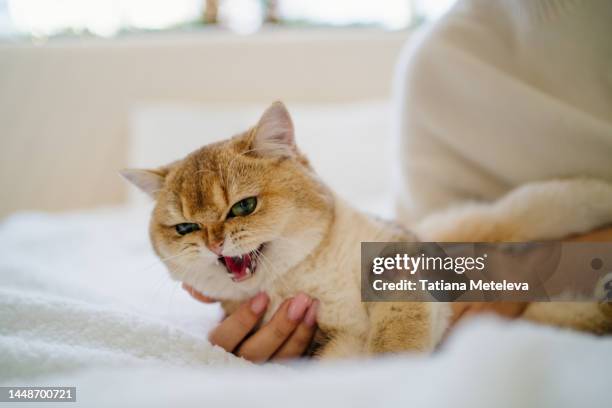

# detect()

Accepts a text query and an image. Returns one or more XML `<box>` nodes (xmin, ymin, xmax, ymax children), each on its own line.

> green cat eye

<box><xmin>229</xmin><ymin>197</ymin><xmax>257</xmax><ymax>218</ymax></box>
<box><xmin>175</xmin><ymin>223</ymin><xmax>200</xmax><ymax>235</ymax></box>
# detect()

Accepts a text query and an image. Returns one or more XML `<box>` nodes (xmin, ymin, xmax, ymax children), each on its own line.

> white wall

<box><xmin>0</xmin><ymin>29</ymin><xmax>408</xmax><ymax>218</ymax></box>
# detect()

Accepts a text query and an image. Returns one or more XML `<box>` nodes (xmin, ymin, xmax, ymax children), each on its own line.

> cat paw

<box><xmin>498</xmin><ymin>179</ymin><xmax>612</xmax><ymax>240</ymax></box>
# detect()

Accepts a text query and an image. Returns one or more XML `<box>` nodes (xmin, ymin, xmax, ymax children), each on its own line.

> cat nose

<box><xmin>208</xmin><ymin>240</ymin><xmax>224</xmax><ymax>256</ymax></box>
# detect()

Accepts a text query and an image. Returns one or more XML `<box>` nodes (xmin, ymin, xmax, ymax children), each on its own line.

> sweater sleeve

<box><xmin>394</xmin><ymin>0</ymin><xmax>612</xmax><ymax>226</ymax></box>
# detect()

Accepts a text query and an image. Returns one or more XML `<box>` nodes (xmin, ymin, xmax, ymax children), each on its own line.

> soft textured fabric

<box><xmin>0</xmin><ymin>208</ymin><xmax>250</xmax><ymax>382</ymax></box>
<box><xmin>1</xmin><ymin>208</ymin><xmax>611</xmax><ymax>407</ymax></box>
<box><xmin>394</xmin><ymin>0</ymin><xmax>612</xmax><ymax>225</ymax></box>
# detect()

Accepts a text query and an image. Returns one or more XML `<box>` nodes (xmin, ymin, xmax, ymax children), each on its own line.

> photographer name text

<box><xmin>372</xmin><ymin>279</ymin><xmax>529</xmax><ymax>291</ymax></box>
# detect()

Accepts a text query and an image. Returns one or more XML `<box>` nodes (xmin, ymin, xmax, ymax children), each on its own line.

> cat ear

<box><xmin>119</xmin><ymin>168</ymin><xmax>166</xmax><ymax>198</ymax></box>
<box><xmin>251</xmin><ymin>101</ymin><xmax>297</xmax><ymax>157</ymax></box>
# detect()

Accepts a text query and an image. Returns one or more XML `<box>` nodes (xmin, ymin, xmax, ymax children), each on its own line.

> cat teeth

<box><xmin>221</xmin><ymin>246</ymin><xmax>264</xmax><ymax>282</ymax></box>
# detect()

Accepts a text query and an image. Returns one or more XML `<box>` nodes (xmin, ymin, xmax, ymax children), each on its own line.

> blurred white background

<box><xmin>0</xmin><ymin>0</ymin><xmax>457</xmax><ymax>218</ymax></box>
<box><xmin>0</xmin><ymin>0</ymin><xmax>454</xmax><ymax>38</ymax></box>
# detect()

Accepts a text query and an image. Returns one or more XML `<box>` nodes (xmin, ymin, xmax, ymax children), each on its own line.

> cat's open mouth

<box><xmin>219</xmin><ymin>245</ymin><xmax>264</xmax><ymax>282</ymax></box>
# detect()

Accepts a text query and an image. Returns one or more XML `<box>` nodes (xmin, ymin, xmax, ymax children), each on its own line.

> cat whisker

<box><xmin>252</xmin><ymin>246</ymin><xmax>292</xmax><ymax>294</ymax></box>
<box><xmin>142</xmin><ymin>256</ymin><xmax>196</xmax><ymax>308</ymax></box>
<box><xmin>126</xmin><ymin>250</ymin><xmax>198</xmax><ymax>301</ymax></box>
<box><xmin>238</xmin><ymin>228</ymin><xmax>305</xmax><ymax>252</ymax></box>
<box><xmin>157</xmin><ymin>250</ymin><xmax>198</xmax><ymax>265</ymax></box>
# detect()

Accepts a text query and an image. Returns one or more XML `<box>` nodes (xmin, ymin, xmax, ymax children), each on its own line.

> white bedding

<box><xmin>1</xmin><ymin>207</ymin><xmax>610</xmax><ymax>407</ymax></box>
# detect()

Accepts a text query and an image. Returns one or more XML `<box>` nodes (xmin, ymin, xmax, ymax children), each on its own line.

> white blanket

<box><xmin>1</xmin><ymin>208</ymin><xmax>610</xmax><ymax>407</ymax></box>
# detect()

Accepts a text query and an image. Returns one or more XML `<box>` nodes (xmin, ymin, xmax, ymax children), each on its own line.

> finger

<box><xmin>273</xmin><ymin>300</ymin><xmax>319</xmax><ymax>361</ymax></box>
<box><xmin>182</xmin><ymin>283</ymin><xmax>217</xmax><ymax>303</ymax></box>
<box><xmin>208</xmin><ymin>292</ymin><xmax>269</xmax><ymax>352</ymax></box>
<box><xmin>237</xmin><ymin>293</ymin><xmax>312</xmax><ymax>362</ymax></box>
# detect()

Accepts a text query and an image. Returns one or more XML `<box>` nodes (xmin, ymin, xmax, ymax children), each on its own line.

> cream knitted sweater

<box><xmin>394</xmin><ymin>0</ymin><xmax>612</xmax><ymax>226</ymax></box>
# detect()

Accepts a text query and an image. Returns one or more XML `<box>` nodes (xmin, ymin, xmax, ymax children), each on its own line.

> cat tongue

<box><xmin>224</xmin><ymin>254</ymin><xmax>252</xmax><ymax>281</ymax></box>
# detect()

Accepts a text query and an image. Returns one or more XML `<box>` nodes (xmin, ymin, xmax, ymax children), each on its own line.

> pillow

<box><xmin>128</xmin><ymin>101</ymin><xmax>394</xmax><ymax>217</ymax></box>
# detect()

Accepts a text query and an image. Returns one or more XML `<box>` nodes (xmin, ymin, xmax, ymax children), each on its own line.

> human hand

<box><xmin>182</xmin><ymin>284</ymin><xmax>318</xmax><ymax>363</ymax></box>
<box><xmin>448</xmin><ymin>226</ymin><xmax>612</xmax><ymax>328</ymax></box>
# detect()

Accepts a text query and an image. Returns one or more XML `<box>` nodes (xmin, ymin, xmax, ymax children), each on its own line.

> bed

<box><xmin>0</xmin><ymin>207</ymin><xmax>612</xmax><ymax>407</ymax></box>
<box><xmin>1</xmin><ymin>30</ymin><xmax>610</xmax><ymax>407</ymax></box>
<box><xmin>1</xmin><ymin>205</ymin><xmax>610</xmax><ymax>407</ymax></box>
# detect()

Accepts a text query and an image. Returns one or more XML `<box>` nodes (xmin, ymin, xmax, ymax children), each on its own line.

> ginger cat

<box><xmin>122</xmin><ymin>102</ymin><xmax>612</xmax><ymax>358</ymax></box>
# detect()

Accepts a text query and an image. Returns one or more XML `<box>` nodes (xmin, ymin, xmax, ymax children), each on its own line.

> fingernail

<box><xmin>288</xmin><ymin>293</ymin><xmax>311</xmax><ymax>321</ymax></box>
<box><xmin>250</xmin><ymin>292</ymin><xmax>269</xmax><ymax>314</ymax></box>
<box><xmin>304</xmin><ymin>299</ymin><xmax>319</xmax><ymax>327</ymax></box>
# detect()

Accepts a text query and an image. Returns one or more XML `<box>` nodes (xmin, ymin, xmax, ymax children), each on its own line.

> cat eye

<box><xmin>175</xmin><ymin>223</ymin><xmax>201</xmax><ymax>235</ymax></box>
<box><xmin>228</xmin><ymin>197</ymin><xmax>257</xmax><ymax>218</ymax></box>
